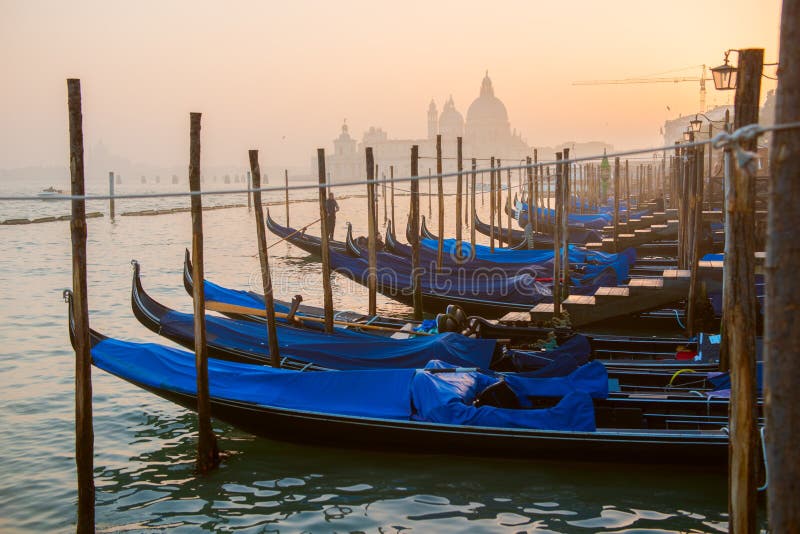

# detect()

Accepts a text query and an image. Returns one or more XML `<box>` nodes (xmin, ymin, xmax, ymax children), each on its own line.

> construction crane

<box><xmin>573</xmin><ymin>65</ymin><xmax>711</xmax><ymax>112</ymax></box>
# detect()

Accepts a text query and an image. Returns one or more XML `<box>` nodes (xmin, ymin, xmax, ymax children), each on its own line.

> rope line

<box><xmin>1</xmin><ymin>121</ymin><xmax>796</xmax><ymax>203</ymax></box>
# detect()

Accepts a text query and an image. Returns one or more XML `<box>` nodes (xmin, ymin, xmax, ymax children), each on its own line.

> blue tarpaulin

<box><xmin>159</xmin><ymin>307</ymin><xmax>497</xmax><ymax>370</ymax></box>
<box><xmin>91</xmin><ymin>337</ymin><xmax>600</xmax><ymax>431</ymax></box>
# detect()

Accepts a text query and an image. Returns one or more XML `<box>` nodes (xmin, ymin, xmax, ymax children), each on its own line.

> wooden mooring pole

<box><xmin>455</xmin><ymin>137</ymin><xmax>463</xmax><ymax>258</ymax></box>
<box><xmin>366</xmin><ymin>147</ymin><xmax>378</xmax><ymax>315</ymax></box>
<box><xmin>390</xmin><ymin>165</ymin><xmax>395</xmax><ymax>227</ymax></box>
<box><xmin>284</xmin><ymin>169</ymin><xmax>289</xmax><ymax>227</ymax></box>
<box><xmin>506</xmin><ymin>166</ymin><xmax>512</xmax><ymax>243</ymax></box>
<box><xmin>409</xmin><ymin>145</ymin><xmax>423</xmax><ymax>320</ymax></box>
<box><xmin>613</xmin><ymin>157</ymin><xmax>620</xmax><ymax>251</ymax></box>
<box><xmin>496</xmin><ymin>159</ymin><xmax>503</xmax><ymax>245</ymax></box>
<box><xmin>489</xmin><ymin>157</ymin><xmax>495</xmax><ymax>252</ymax></box>
<box><xmin>246</xmin><ymin>171</ymin><xmax>252</xmax><ymax>211</ymax></box>
<box><xmin>108</xmin><ymin>171</ymin><xmax>115</xmax><ymax>221</ymax></box>
<box><xmin>765</xmin><ymin>4</ymin><xmax>800</xmax><ymax>528</ymax></box>
<box><xmin>249</xmin><ymin>151</ymin><xmax>280</xmax><ymax>368</ymax></box>
<box><xmin>188</xmin><ymin>112</ymin><xmax>220</xmax><ymax>474</ymax></box>
<box><xmin>687</xmin><ymin>143</ymin><xmax>705</xmax><ymax>337</ymax></box>
<box><xmin>470</xmin><ymin>158</ymin><xmax>477</xmax><ymax>249</ymax></box>
<box><xmin>526</xmin><ymin>156</ymin><xmax>533</xmax><ymax>248</ymax></box>
<box><xmin>723</xmin><ymin>48</ymin><xmax>763</xmax><ymax>534</ymax></box>
<box><xmin>436</xmin><ymin>135</ymin><xmax>444</xmax><ymax>270</ymax></box>
<box><xmin>553</xmin><ymin>152</ymin><xmax>563</xmax><ymax>317</ymax></box>
<box><xmin>68</xmin><ymin>78</ymin><xmax>95</xmax><ymax>533</ymax></box>
<box><xmin>562</xmin><ymin>148</ymin><xmax>570</xmax><ymax>300</ymax></box>
<box><xmin>533</xmin><ymin>150</ymin><xmax>539</xmax><ymax>235</ymax></box>
<box><xmin>317</xmin><ymin>149</ymin><xmax>334</xmax><ymax>333</ymax></box>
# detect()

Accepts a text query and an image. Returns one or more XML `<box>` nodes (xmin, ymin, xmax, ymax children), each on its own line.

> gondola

<box><xmin>171</xmin><ymin>261</ymin><xmax>728</xmax><ymax>378</ymax></box>
<box><xmin>134</xmin><ymin>260</ymin><xmax>499</xmax><ymax>370</ymax></box>
<box><xmin>473</xmin><ymin>212</ymin><xmax>605</xmax><ymax>247</ymax></box>
<box><xmin>182</xmin><ymin>251</ymin><xmax>712</xmax><ymax>368</ymax></box>
<box><xmin>66</xmin><ymin>290</ymin><xmax>742</xmax><ymax>466</ymax></box>
<box><xmin>265</xmin><ymin>209</ymin><xmax>349</xmax><ymax>255</ymax></box>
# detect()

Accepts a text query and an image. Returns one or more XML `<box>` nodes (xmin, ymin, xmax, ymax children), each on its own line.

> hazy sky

<box><xmin>0</xmin><ymin>0</ymin><xmax>782</xmax><ymax>171</ymax></box>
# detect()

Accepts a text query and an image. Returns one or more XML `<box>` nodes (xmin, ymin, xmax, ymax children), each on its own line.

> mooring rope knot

<box><xmin>711</xmin><ymin>123</ymin><xmax>764</xmax><ymax>150</ymax></box>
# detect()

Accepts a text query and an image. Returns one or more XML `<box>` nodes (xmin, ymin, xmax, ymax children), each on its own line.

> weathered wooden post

<box><xmin>249</xmin><ymin>151</ymin><xmax>280</xmax><ymax>368</ymax></box>
<box><xmin>284</xmin><ymin>169</ymin><xmax>289</xmax><ymax>226</ymax></box>
<box><xmin>390</xmin><ymin>165</ymin><xmax>395</xmax><ymax>227</ymax></box>
<box><xmin>684</xmin><ymin>138</ymin><xmax>698</xmax><ymax>271</ymax></box>
<box><xmin>625</xmin><ymin>161</ymin><xmax>631</xmax><ymax>223</ymax></box>
<box><xmin>409</xmin><ymin>145</ymin><xmax>423</xmax><ymax>320</ymax></box>
<box><xmin>481</xmin><ymin>167</ymin><xmax>485</xmax><ymax>206</ymax></box>
<box><xmin>613</xmin><ymin>157</ymin><xmax>620</xmax><ymax>251</ymax></box>
<box><xmin>108</xmin><ymin>171</ymin><xmax>115</xmax><ymax>221</ymax></box>
<box><xmin>720</xmin><ymin>48</ymin><xmax>763</xmax><ymax>534</ymax></box>
<box><xmin>436</xmin><ymin>135</ymin><xmax>444</xmax><ymax>270</ymax></box>
<box><xmin>765</xmin><ymin>6</ymin><xmax>800</xmax><ymax>528</ymax></box>
<box><xmin>187</xmin><ymin>112</ymin><xmax>220</xmax><ymax>474</ymax></box>
<box><xmin>687</xmin><ymin>143</ymin><xmax>705</xmax><ymax>336</ymax></box>
<box><xmin>470</xmin><ymin>158</ymin><xmax>477</xmax><ymax>248</ymax></box>
<box><xmin>553</xmin><ymin>152</ymin><xmax>563</xmax><ymax>316</ymax></box>
<box><xmin>489</xmin><ymin>157</ymin><xmax>496</xmax><ymax>252</ymax></box>
<box><xmin>533</xmin><ymin>149</ymin><xmax>539</xmax><ymax>234</ymax></box>
<box><xmin>67</xmin><ymin>78</ymin><xmax>95</xmax><ymax>533</ymax></box>
<box><xmin>562</xmin><ymin>148</ymin><xmax>570</xmax><ymax>300</ymax></box>
<box><xmin>366</xmin><ymin>148</ymin><xmax>378</xmax><ymax>315</ymax></box>
<box><xmin>455</xmin><ymin>137</ymin><xmax>463</xmax><ymax>258</ymax></box>
<box><xmin>506</xmin><ymin>166</ymin><xmax>512</xmax><ymax>243</ymax></box>
<box><xmin>526</xmin><ymin>156</ymin><xmax>534</xmax><ymax>248</ymax></box>
<box><xmin>496</xmin><ymin>159</ymin><xmax>503</xmax><ymax>244</ymax></box>
<box><xmin>382</xmin><ymin>171</ymin><xmax>387</xmax><ymax>225</ymax></box>
<box><xmin>317</xmin><ymin>149</ymin><xmax>334</xmax><ymax>333</ymax></box>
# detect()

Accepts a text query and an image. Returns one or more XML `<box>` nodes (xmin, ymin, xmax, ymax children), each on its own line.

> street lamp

<box><xmin>690</xmin><ymin>115</ymin><xmax>704</xmax><ymax>133</ymax></box>
<box><xmin>683</xmin><ymin>128</ymin><xmax>694</xmax><ymax>142</ymax></box>
<box><xmin>710</xmin><ymin>51</ymin><xmax>737</xmax><ymax>90</ymax></box>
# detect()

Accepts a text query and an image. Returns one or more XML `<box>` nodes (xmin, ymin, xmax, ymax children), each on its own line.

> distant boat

<box><xmin>36</xmin><ymin>186</ymin><xmax>66</xmax><ymax>198</ymax></box>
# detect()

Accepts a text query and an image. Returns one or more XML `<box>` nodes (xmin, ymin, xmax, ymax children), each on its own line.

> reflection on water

<box><xmin>0</xmin><ymin>182</ymin><xmax>746</xmax><ymax>532</ymax></box>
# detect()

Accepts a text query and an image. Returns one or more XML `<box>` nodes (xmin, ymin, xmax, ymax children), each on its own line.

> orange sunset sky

<box><xmin>0</xmin><ymin>0</ymin><xmax>782</xmax><ymax>172</ymax></box>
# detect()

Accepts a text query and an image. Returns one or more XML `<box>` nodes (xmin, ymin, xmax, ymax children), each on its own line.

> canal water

<box><xmin>0</xmin><ymin>175</ymin><xmax>740</xmax><ymax>532</ymax></box>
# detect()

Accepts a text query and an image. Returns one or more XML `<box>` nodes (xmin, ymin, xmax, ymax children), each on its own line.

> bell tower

<box><xmin>427</xmin><ymin>99</ymin><xmax>438</xmax><ymax>140</ymax></box>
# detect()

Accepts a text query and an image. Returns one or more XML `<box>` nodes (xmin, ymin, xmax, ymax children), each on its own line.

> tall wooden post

<box><xmin>553</xmin><ymin>152</ymin><xmax>563</xmax><ymax>316</ymax></box>
<box><xmin>108</xmin><ymin>171</ymin><xmax>115</xmax><ymax>221</ymax></box>
<box><xmin>722</xmin><ymin>48</ymin><xmax>763</xmax><ymax>534</ymax></box>
<box><xmin>470</xmin><ymin>158</ymin><xmax>477</xmax><ymax>249</ymax></box>
<box><xmin>526</xmin><ymin>156</ymin><xmax>534</xmax><ymax>248</ymax></box>
<box><xmin>687</xmin><ymin>144</ymin><xmax>705</xmax><ymax>336</ymax></box>
<box><xmin>506</xmin><ymin>166</ymin><xmax>512</xmax><ymax>243</ymax></box>
<box><xmin>625</xmin><ymin>161</ymin><xmax>631</xmax><ymax>223</ymax></box>
<box><xmin>613</xmin><ymin>157</ymin><xmax>620</xmax><ymax>251</ymax></box>
<box><xmin>765</xmin><ymin>6</ymin><xmax>800</xmax><ymax>528</ymax></box>
<box><xmin>382</xmin><ymin>171</ymin><xmax>387</xmax><ymax>225</ymax></box>
<box><xmin>436</xmin><ymin>135</ymin><xmax>444</xmax><ymax>270</ymax></box>
<box><xmin>684</xmin><ymin>139</ymin><xmax>698</xmax><ymax>271</ymax></box>
<box><xmin>533</xmin><ymin>150</ymin><xmax>539</xmax><ymax>234</ymax></box>
<box><xmin>409</xmin><ymin>146</ymin><xmax>423</xmax><ymax>320</ymax></box>
<box><xmin>249</xmin><ymin>151</ymin><xmax>280</xmax><ymax>368</ymax></box>
<box><xmin>246</xmin><ymin>171</ymin><xmax>252</xmax><ymax>211</ymax></box>
<box><xmin>284</xmin><ymin>169</ymin><xmax>289</xmax><ymax>227</ymax></box>
<box><xmin>496</xmin><ymin>159</ymin><xmax>503</xmax><ymax>244</ymax></box>
<box><xmin>317</xmin><ymin>149</ymin><xmax>334</xmax><ymax>333</ymax></box>
<box><xmin>489</xmin><ymin>157</ymin><xmax>495</xmax><ymax>252</ymax></box>
<box><xmin>366</xmin><ymin>148</ymin><xmax>378</xmax><ymax>315</ymax></box>
<box><xmin>562</xmin><ymin>149</ymin><xmax>570</xmax><ymax>300</ymax></box>
<box><xmin>390</xmin><ymin>165</ymin><xmax>395</xmax><ymax>227</ymax></box>
<box><xmin>455</xmin><ymin>137</ymin><xmax>463</xmax><ymax>258</ymax></box>
<box><xmin>67</xmin><ymin>78</ymin><xmax>95</xmax><ymax>533</ymax></box>
<box><xmin>188</xmin><ymin>112</ymin><xmax>220</xmax><ymax>474</ymax></box>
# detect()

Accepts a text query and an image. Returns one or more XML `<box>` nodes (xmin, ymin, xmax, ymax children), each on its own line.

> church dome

<box><xmin>438</xmin><ymin>95</ymin><xmax>464</xmax><ymax>138</ymax></box>
<box><xmin>466</xmin><ymin>72</ymin><xmax>509</xmax><ymax>126</ymax></box>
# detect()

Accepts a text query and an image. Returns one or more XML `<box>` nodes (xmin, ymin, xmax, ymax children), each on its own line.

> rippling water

<box><xmin>0</xmin><ymin>177</ymin><xmax>741</xmax><ymax>532</ymax></box>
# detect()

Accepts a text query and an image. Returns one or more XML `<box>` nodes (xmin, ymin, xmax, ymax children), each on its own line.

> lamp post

<box><xmin>711</xmin><ymin>51</ymin><xmax>738</xmax><ymax>90</ymax></box>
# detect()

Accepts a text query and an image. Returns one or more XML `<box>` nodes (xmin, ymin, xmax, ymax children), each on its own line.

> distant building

<box><xmin>312</xmin><ymin>73</ymin><xmax>537</xmax><ymax>182</ymax></box>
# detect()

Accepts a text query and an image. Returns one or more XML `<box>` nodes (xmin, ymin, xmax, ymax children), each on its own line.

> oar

<box><xmin>205</xmin><ymin>300</ymin><xmax>435</xmax><ymax>336</ymax></box>
<box><xmin>267</xmin><ymin>216</ymin><xmax>323</xmax><ymax>250</ymax></box>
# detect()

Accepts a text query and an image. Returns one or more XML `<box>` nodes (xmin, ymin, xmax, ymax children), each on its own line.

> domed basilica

<box><xmin>314</xmin><ymin>73</ymin><xmax>579</xmax><ymax>182</ymax></box>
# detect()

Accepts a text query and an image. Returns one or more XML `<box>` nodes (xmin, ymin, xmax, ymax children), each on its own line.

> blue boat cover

<box><xmin>420</xmin><ymin>239</ymin><xmax>635</xmax><ymax>284</ymax></box>
<box><xmin>411</xmin><ymin>360</ymin><xmax>597</xmax><ymax>431</ymax></box>
<box><xmin>504</xmin><ymin>361</ymin><xmax>609</xmax><ymax>402</ymax></box>
<box><xmin>514</xmin><ymin>201</ymin><xmax>651</xmax><ymax>230</ymax></box>
<box><xmin>505</xmin><ymin>334</ymin><xmax>592</xmax><ymax>375</ymax></box>
<box><xmin>92</xmin><ymin>337</ymin><xmax>416</xmax><ymax>419</ymax></box>
<box><xmin>92</xmin><ymin>337</ymin><xmax>598</xmax><ymax>431</ymax></box>
<box><xmin>330</xmin><ymin>247</ymin><xmax>619</xmax><ymax>307</ymax></box>
<box><xmin>158</xmin><ymin>308</ymin><xmax>497</xmax><ymax>370</ymax></box>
